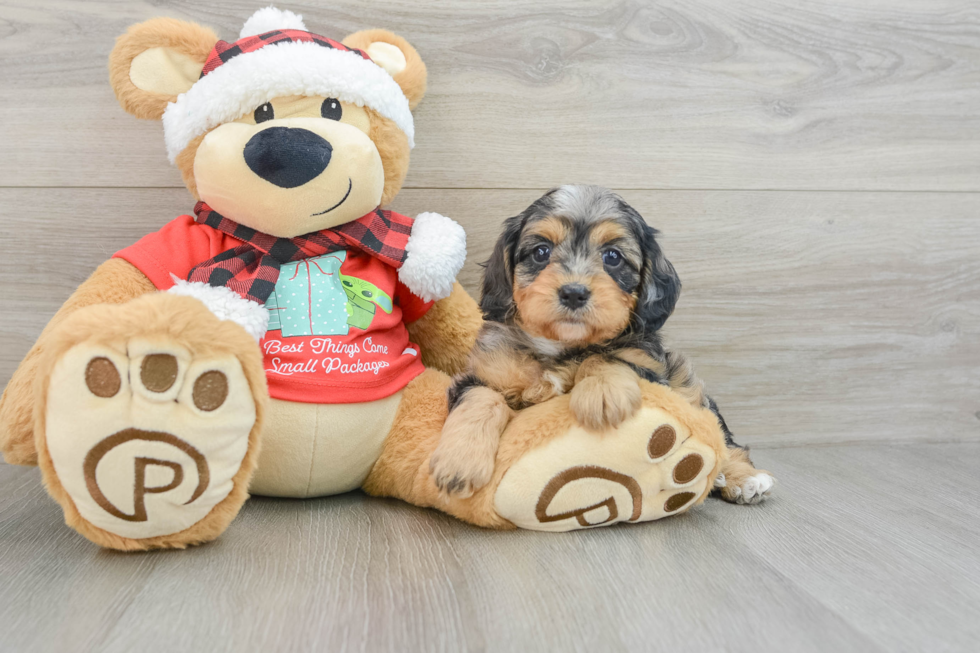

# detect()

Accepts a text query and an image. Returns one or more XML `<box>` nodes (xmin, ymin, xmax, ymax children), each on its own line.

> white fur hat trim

<box><xmin>240</xmin><ymin>7</ymin><xmax>307</xmax><ymax>38</ymax></box>
<box><xmin>162</xmin><ymin>13</ymin><xmax>414</xmax><ymax>162</ymax></box>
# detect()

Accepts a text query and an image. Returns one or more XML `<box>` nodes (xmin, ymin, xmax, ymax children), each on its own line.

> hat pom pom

<box><xmin>240</xmin><ymin>6</ymin><xmax>307</xmax><ymax>38</ymax></box>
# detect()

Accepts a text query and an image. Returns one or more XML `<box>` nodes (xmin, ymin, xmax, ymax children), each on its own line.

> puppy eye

<box><xmin>321</xmin><ymin>98</ymin><xmax>343</xmax><ymax>121</ymax></box>
<box><xmin>532</xmin><ymin>244</ymin><xmax>552</xmax><ymax>264</ymax></box>
<box><xmin>602</xmin><ymin>249</ymin><xmax>623</xmax><ymax>268</ymax></box>
<box><xmin>254</xmin><ymin>103</ymin><xmax>275</xmax><ymax>123</ymax></box>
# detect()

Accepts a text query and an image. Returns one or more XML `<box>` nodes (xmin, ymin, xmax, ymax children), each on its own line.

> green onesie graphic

<box><xmin>340</xmin><ymin>274</ymin><xmax>393</xmax><ymax>330</ymax></box>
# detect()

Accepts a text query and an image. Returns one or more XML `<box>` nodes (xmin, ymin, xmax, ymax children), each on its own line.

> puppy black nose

<box><xmin>558</xmin><ymin>284</ymin><xmax>591</xmax><ymax>309</ymax></box>
<box><xmin>243</xmin><ymin>127</ymin><xmax>332</xmax><ymax>188</ymax></box>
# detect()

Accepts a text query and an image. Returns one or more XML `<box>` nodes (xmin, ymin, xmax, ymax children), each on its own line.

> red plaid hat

<box><xmin>162</xmin><ymin>7</ymin><xmax>414</xmax><ymax>162</ymax></box>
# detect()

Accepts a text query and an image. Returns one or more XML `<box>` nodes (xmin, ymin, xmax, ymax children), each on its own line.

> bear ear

<box><xmin>109</xmin><ymin>17</ymin><xmax>218</xmax><ymax>120</ymax></box>
<box><xmin>342</xmin><ymin>29</ymin><xmax>427</xmax><ymax>110</ymax></box>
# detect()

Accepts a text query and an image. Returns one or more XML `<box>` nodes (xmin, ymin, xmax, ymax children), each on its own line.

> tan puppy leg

<box><xmin>362</xmin><ymin>369</ymin><xmax>513</xmax><ymax>528</ymax></box>
<box><xmin>429</xmin><ymin>387</ymin><xmax>512</xmax><ymax>498</ymax></box>
<box><xmin>569</xmin><ymin>356</ymin><xmax>642</xmax><ymax>431</ymax></box>
<box><xmin>1</xmin><ymin>259</ymin><xmax>155</xmax><ymax>465</ymax></box>
<box><xmin>34</xmin><ymin>292</ymin><xmax>266</xmax><ymax>550</ymax></box>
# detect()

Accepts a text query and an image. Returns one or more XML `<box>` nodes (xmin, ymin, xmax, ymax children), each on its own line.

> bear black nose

<box><xmin>243</xmin><ymin>127</ymin><xmax>332</xmax><ymax>188</ymax></box>
<box><xmin>558</xmin><ymin>284</ymin><xmax>591</xmax><ymax>309</ymax></box>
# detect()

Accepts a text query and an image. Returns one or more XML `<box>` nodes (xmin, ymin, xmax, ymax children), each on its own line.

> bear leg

<box><xmin>364</xmin><ymin>371</ymin><xmax>729</xmax><ymax>532</ymax></box>
<box><xmin>34</xmin><ymin>293</ymin><xmax>267</xmax><ymax>550</ymax></box>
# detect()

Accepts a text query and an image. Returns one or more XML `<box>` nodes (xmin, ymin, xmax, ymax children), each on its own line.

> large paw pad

<box><xmin>45</xmin><ymin>339</ymin><xmax>255</xmax><ymax>540</ymax></box>
<box><xmin>495</xmin><ymin>412</ymin><xmax>718</xmax><ymax>531</ymax></box>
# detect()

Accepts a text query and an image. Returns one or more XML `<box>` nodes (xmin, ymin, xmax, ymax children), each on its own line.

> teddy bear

<box><xmin>0</xmin><ymin>7</ymin><xmax>728</xmax><ymax>550</ymax></box>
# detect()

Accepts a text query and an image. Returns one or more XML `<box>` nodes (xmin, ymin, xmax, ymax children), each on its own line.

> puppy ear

<box><xmin>343</xmin><ymin>29</ymin><xmax>427</xmax><ymax>109</ymax></box>
<box><xmin>109</xmin><ymin>17</ymin><xmax>217</xmax><ymax>120</ymax></box>
<box><xmin>479</xmin><ymin>214</ymin><xmax>525</xmax><ymax>323</ymax></box>
<box><xmin>635</xmin><ymin>223</ymin><xmax>681</xmax><ymax>333</ymax></box>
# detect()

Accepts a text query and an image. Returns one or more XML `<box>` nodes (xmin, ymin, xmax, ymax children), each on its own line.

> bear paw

<box><xmin>494</xmin><ymin>408</ymin><xmax>721</xmax><ymax>531</ymax></box>
<box><xmin>42</xmin><ymin>335</ymin><xmax>257</xmax><ymax>546</ymax></box>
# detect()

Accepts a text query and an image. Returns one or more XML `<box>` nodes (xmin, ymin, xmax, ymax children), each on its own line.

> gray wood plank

<box><xmin>707</xmin><ymin>443</ymin><xmax>980</xmax><ymax>653</ymax></box>
<box><xmin>2</xmin><ymin>187</ymin><xmax>978</xmax><ymax>447</ymax></box>
<box><xmin>1</xmin><ymin>0</ymin><xmax>979</xmax><ymax>190</ymax></box>
<box><xmin>1</xmin><ymin>443</ymin><xmax>978</xmax><ymax>652</ymax></box>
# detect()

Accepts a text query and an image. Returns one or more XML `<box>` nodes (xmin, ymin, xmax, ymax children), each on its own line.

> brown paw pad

<box><xmin>647</xmin><ymin>424</ymin><xmax>676</xmax><ymax>459</ymax></box>
<box><xmin>140</xmin><ymin>354</ymin><xmax>178</xmax><ymax>393</ymax></box>
<box><xmin>193</xmin><ymin>370</ymin><xmax>229</xmax><ymax>411</ymax></box>
<box><xmin>664</xmin><ymin>492</ymin><xmax>696</xmax><ymax>513</ymax></box>
<box><xmin>672</xmin><ymin>454</ymin><xmax>704</xmax><ymax>484</ymax></box>
<box><xmin>85</xmin><ymin>357</ymin><xmax>121</xmax><ymax>398</ymax></box>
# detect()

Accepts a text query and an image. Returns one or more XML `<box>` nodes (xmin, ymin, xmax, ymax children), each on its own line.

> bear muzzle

<box><xmin>243</xmin><ymin>126</ymin><xmax>333</xmax><ymax>188</ymax></box>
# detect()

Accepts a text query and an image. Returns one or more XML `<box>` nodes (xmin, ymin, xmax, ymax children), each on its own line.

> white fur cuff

<box><xmin>398</xmin><ymin>212</ymin><xmax>467</xmax><ymax>303</ymax></box>
<box><xmin>167</xmin><ymin>277</ymin><xmax>270</xmax><ymax>341</ymax></box>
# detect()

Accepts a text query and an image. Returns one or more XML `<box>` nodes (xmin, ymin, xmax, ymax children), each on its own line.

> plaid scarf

<box><xmin>187</xmin><ymin>201</ymin><xmax>413</xmax><ymax>304</ymax></box>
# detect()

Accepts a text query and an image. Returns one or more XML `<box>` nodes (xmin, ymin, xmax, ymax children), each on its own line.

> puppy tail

<box><xmin>663</xmin><ymin>350</ymin><xmax>708</xmax><ymax>409</ymax></box>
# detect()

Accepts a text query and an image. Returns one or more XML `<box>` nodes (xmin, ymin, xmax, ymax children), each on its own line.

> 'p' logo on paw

<box><xmin>494</xmin><ymin>406</ymin><xmax>718</xmax><ymax>532</ymax></box>
<box><xmin>83</xmin><ymin>429</ymin><xmax>210</xmax><ymax>523</ymax></box>
<box><xmin>44</xmin><ymin>339</ymin><xmax>256</xmax><ymax>540</ymax></box>
<box><xmin>534</xmin><ymin>465</ymin><xmax>642</xmax><ymax>527</ymax></box>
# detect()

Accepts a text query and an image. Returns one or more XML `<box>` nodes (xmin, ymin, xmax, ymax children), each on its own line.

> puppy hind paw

<box><xmin>719</xmin><ymin>472</ymin><xmax>775</xmax><ymax>505</ymax></box>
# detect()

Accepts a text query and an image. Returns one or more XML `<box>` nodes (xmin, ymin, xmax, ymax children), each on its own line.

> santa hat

<box><xmin>162</xmin><ymin>7</ymin><xmax>415</xmax><ymax>162</ymax></box>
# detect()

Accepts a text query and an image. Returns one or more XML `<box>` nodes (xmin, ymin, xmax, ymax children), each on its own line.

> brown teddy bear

<box><xmin>0</xmin><ymin>7</ymin><xmax>728</xmax><ymax>550</ymax></box>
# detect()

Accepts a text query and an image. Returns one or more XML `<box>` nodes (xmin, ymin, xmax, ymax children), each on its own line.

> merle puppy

<box><xmin>429</xmin><ymin>185</ymin><xmax>774</xmax><ymax>503</ymax></box>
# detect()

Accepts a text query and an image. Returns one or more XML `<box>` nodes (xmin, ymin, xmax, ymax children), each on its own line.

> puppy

<box><xmin>429</xmin><ymin>185</ymin><xmax>773</xmax><ymax>504</ymax></box>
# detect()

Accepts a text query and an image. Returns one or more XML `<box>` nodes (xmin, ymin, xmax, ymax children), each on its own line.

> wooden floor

<box><xmin>1</xmin><ymin>1</ymin><xmax>979</xmax><ymax>651</ymax></box>
<box><xmin>4</xmin><ymin>443</ymin><xmax>980</xmax><ymax>652</ymax></box>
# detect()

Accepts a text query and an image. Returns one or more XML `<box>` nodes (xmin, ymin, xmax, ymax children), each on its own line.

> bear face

<box><xmin>192</xmin><ymin>95</ymin><xmax>385</xmax><ymax>236</ymax></box>
<box><xmin>108</xmin><ymin>16</ymin><xmax>426</xmax><ymax>238</ymax></box>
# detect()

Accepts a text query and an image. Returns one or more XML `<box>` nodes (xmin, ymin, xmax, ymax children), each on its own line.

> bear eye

<box><xmin>602</xmin><ymin>249</ymin><xmax>623</xmax><ymax>268</ymax></box>
<box><xmin>321</xmin><ymin>98</ymin><xmax>343</xmax><ymax>121</ymax></box>
<box><xmin>254</xmin><ymin>103</ymin><xmax>274</xmax><ymax>123</ymax></box>
<box><xmin>532</xmin><ymin>244</ymin><xmax>551</xmax><ymax>264</ymax></box>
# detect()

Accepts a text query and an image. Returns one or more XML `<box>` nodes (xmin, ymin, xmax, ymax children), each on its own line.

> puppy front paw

<box><xmin>429</xmin><ymin>436</ymin><xmax>496</xmax><ymax>499</ymax></box>
<box><xmin>570</xmin><ymin>375</ymin><xmax>642</xmax><ymax>431</ymax></box>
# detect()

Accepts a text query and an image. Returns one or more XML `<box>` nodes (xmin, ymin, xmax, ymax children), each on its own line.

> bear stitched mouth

<box><xmin>311</xmin><ymin>178</ymin><xmax>353</xmax><ymax>216</ymax></box>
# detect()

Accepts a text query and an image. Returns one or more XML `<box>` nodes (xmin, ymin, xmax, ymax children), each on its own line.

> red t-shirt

<box><xmin>114</xmin><ymin>215</ymin><xmax>433</xmax><ymax>404</ymax></box>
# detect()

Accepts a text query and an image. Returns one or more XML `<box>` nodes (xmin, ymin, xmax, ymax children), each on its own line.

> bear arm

<box><xmin>405</xmin><ymin>282</ymin><xmax>482</xmax><ymax>377</ymax></box>
<box><xmin>0</xmin><ymin>258</ymin><xmax>156</xmax><ymax>465</ymax></box>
